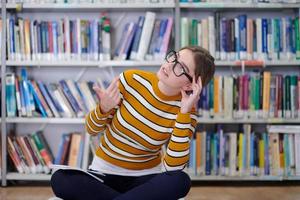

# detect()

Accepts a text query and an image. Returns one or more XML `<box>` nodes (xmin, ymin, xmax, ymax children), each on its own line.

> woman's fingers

<box><xmin>107</xmin><ymin>76</ymin><xmax>119</xmax><ymax>92</ymax></box>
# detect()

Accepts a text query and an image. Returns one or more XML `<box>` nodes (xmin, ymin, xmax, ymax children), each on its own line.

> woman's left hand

<box><xmin>180</xmin><ymin>76</ymin><xmax>202</xmax><ymax>114</ymax></box>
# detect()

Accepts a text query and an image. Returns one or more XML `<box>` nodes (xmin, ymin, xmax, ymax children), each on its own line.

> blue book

<box><xmin>205</xmin><ymin>132</ymin><xmax>211</xmax><ymax>175</ymax></box>
<box><xmin>41</xmin><ymin>21</ymin><xmax>47</xmax><ymax>54</ymax></box>
<box><xmin>36</xmin><ymin>21</ymin><xmax>42</xmax><ymax>56</ymax></box>
<box><xmin>59</xmin><ymin>80</ymin><xmax>83</xmax><ymax>117</ymax></box>
<box><xmin>54</xmin><ymin>133</ymin><xmax>68</xmax><ymax>165</ymax></box>
<box><xmin>44</xmin><ymin>83</ymin><xmax>64</xmax><ymax>116</ymax></box>
<box><xmin>74</xmin><ymin>82</ymin><xmax>89</xmax><ymax>113</ymax></box>
<box><xmin>9</xmin><ymin>18</ymin><xmax>15</xmax><ymax>57</ymax></box>
<box><xmin>250</xmin><ymin>132</ymin><xmax>254</xmax><ymax>175</ymax></box>
<box><xmin>122</xmin><ymin>23</ymin><xmax>137</xmax><ymax>60</ymax></box>
<box><xmin>262</xmin><ymin>18</ymin><xmax>268</xmax><ymax>58</ymax></box>
<box><xmin>91</xmin><ymin>19</ymin><xmax>98</xmax><ymax>60</ymax></box>
<box><xmin>28</xmin><ymin>81</ymin><xmax>47</xmax><ymax>117</ymax></box>
<box><xmin>37</xmin><ymin>81</ymin><xmax>59</xmax><ymax>118</ymax></box>
<box><xmin>21</xmin><ymin>69</ymin><xmax>32</xmax><ymax>117</ymax></box>
<box><xmin>6</xmin><ymin>73</ymin><xmax>17</xmax><ymax>117</ymax></box>
<box><xmin>154</xmin><ymin>19</ymin><xmax>168</xmax><ymax>55</ymax></box>
<box><xmin>129</xmin><ymin>16</ymin><xmax>145</xmax><ymax>60</ymax></box>
<box><xmin>77</xmin><ymin>135</ymin><xmax>84</xmax><ymax>168</ymax></box>
<box><xmin>263</xmin><ymin>133</ymin><xmax>269</xmax><ymax>175</ymax></box>
<box><xmin>114</xmin><ymin>23</ymin><xmax>130</xmax><ymax>59</ymax></box>
<box><xmin>52</xmin><ymin>21</ymin><xmax>58</xmax><ymax>57</ymax></box>
<box><xmin>239</xmin><ymin>15</ymin><xmax>247</xmax><ymax>59</ymax></box>
<box><xmin>18</xmin><ymin>77</ymin><xmax>26</xmax><ymax>116</ymax></box>
<box><xmin>235</xmin><ymin>17</ymin><xmax>240</xmax><ymax>60</ymax></box>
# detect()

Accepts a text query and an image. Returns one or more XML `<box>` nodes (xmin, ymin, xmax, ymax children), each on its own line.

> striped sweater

<box><xmin>86</xmin><ymin>69</ymin><xmax>197</xmax><ymax>171</ymax></box>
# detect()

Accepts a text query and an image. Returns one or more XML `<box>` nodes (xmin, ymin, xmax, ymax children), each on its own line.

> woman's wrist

<box><xmin>99</xmin><ymin>103</ymin><xmax>112</xmax><ymax>114</ymax></box>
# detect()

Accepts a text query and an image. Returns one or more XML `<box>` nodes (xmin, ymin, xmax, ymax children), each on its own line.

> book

<box><xmin>50</xmin><ymin>164</ymin><xmax>104</xmax><ymax>183</ymax></box>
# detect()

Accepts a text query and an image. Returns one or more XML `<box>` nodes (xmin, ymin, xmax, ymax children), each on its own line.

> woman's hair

<box><xmin>179</xmin><ymin>46</ymin><xmax>215</xmax><ymax>87</ymax></box>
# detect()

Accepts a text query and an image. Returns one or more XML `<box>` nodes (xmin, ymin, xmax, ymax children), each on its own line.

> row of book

<box><xmin>6</xmin><ymin>11</ymin><xmax>172</xmax><ymax>62</ymax></box>
<box><xmin>5</xmin><ymin>0</ymin><xmax>300</xmax><ymax>3</ymax></box>
<box><xmin>8</xmin><ymin>131</ymin><xmax>85</xmax><ymax>174</ymax></box>
<box><xmin>198</xmin><ymin>72</ymin><xmax>300</xmax><ymax>119</ymax></box>
<box><xmin>6</xmin><ymin>0</ymin><xmax>173</xmax><ymax>3</ymax></box>
<box><xmin>6</xmin><ymin>68</ymin><xmax>107</xmax><ymax>118</ymax></box>
<box><xmin>114</xmin><ymin>12</ymin><xmax>173</xmax><ymax>61</ymax></box>
<box><xmin>187</xmin><ymin>125</ymin><xmax>300</xmax><ymax>177</ymax></box>
<box><xmin>180</xmin><ymin>0</ymin><xmax>300</xmax><ymax>3</ymax></box>
<box><xmin>7</xmin><ymin>131</ymin><xmax>53</xmax><ymax>174</ymax></box>
<box><xmin>6</xmin><ymin>14</ymin><xmax>112</xmax><ymax>61</ymax></box>
<box><xmin>181</xmin><ymin>15</ymin><xmax>300</xmax><ymax>61</ymax></box>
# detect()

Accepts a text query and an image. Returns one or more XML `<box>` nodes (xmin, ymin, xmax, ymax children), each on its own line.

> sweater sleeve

<box><xmin>163</xmin><ymin>112</ymin><xmax>197</xmax><ymax>171</ymax></box>
<box><xmin>85</xmin><ymin>104</ymin><xmax>116</xmax><ymax>136</ymax></box>
<box><xmin>85</xmin><ymin>71</ymin><xmax>127</xmax><ymax>136</ymax></box>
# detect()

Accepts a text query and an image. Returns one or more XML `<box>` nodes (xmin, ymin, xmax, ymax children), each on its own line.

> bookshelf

<box><xmin>1</xmin><ymin>0</ymin><xmax>300</xmax><ymax>186</ymax></box>
<box><xmin>179</xmin><ymin>2</ymin><xmax>300</xmax><ymax>9</ymax></box>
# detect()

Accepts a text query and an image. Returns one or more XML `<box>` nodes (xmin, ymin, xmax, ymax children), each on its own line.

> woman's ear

<box><xmin>181</xmin><ymin>82</ymin><xmax>193</xmax><ymax>91</ymax></box>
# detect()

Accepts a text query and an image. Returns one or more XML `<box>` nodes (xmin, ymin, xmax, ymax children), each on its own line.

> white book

<box><xmin>208</xmin><ymin>16</ymin><xmax>216</xmax><ymax>58</ymax></box>
<box><xmin>6</xmin><ymin>18</ymin><xmax>12</xmax><ymax>60</ymax></box>
<box><xmin>102</xmin><ymin>22</ymin><xmax>111</xmax><ymax>61</ymax></box>
<box><xmin>19</xmin><ymin>19</ymin><xmax>26</xmax><ymax>61</ymax></box>
<box><xmin>66</xmin><ymin>80</ymin><xmax>87</xmax><ymax>114</ymax></box>
<box><xmin>280</xmin><ymin>17</ymin><xmax>287</xmax><ymax>60</ymax></box>
<box><xmin>200</xmin><ymin>131</ymin><xmax>206</xmax><ymax>176</ymax></box>
<box><xmin>288</xmin><ymin>134</ymin><xmax>295</xmax><ymax>176</ymax></box>
<box><xmin>256</xmin><ymin>18</ymin><xmax>263</xmax><ymax>60</ymax></box>
<box><xmin>224</xmin><ymin>77</ymin><xmax>233</xmax><ymax>119</ymax></box>
<box><xmin>50</xmin><ymin>164</ymin><xmax>105</xmax><ymax>183</ymax></box>
<box><xmin>64</xmin><ymin>17</ymin><xmax>71</xmax><ymax>60</ymax></box>
<box><xmin>202</xmin><ymin>19</ymin><xmax>209</xmax><ymax>53</ymax></box>
<box><xmin>78</xmin><ymin>82</ymin><xmax>97</xmax><ymax>111</ymax></box>
<box><xmin>229</xmin><ymin>133</ymin><xmax>237</xmax><ymax>176</ymax></box>
<box><xmin>136</xmin><ymin>12</ymin><xmax>156</xmax><ymax>61</ymax></box>
<box><xmin>219</xmin><ymin>129</ymin><xmax>225</xmax><ymax>175</ymax></box>
<box><xmin>181</xmin><ymin>17</ymin><xmax>189</xmax><ymax>48</ymax></box>
<box><xmin>197</xmin><ymin>22</ymin><xmax>202</xmax><ymax>48</ymax></box>
<box><xmin>58</xmin><ymin>19</ymin><xmax>64</xmax><ymax>61</ymax></box>
<box><xmin>295</xmin><ymin>134</ymin><xmax>300</xmax><ymax>176</ymax></box>
<box><xmin>53</xmin><ymin>86</ymin><xmax>74</xmax><ymax>118</ymax></box>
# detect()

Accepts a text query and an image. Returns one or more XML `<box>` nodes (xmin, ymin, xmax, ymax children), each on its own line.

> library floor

<box><xmin>1</xmin><ymin>184</ymin><xmax>300</xmax><ymax>200</ymax></box>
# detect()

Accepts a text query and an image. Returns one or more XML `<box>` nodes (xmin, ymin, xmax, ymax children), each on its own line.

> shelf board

<box><xmin>180</xmin><ymin>2</ymin><xmax>300</xmax><ymax>9</ymax></box>
<box><xmin>188</xmin><ymin>174</ymin><xmax>297</xmax><ymax>181</ymax></box>
<box><xmin>6</xmin><ymin>60</ymin><xmax>300</xmax><ymax>67</ymax></box>
<box><xmin>6</xmin><ymin>172</ymin><xmax>51</xmax><ymax>181</ymax></box>
<box><xmin>6</xmin><ymin>3</ymin><xmax>175</xmax><ymax>11</ymax></box>
<box><xmin>6</xmin><ymin>117</ymin><xmax>85</xmax><ymax>124</ymax></box>
<box><xmin>5</xmin><ymin>117</ymin><xmax>300</xmax><ymax>124</ymax></box>
<box><xmin>198</xmin><ymin>118</ymin><xmax>300</xmax><ymax>124</ymax></box>
<box><xmin>5</xmin><ymin>172</ymin><xmax>300</xmax><ymax>181</ymax></box>
<box><xmin>6</xmin><ymin>60</ymin><xmax>162</xmax><ymax>67</ymax></box>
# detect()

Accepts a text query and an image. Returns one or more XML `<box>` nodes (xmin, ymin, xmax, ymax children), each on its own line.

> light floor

<box><xmin>1</xmin><ymin>184</ymin><xmax>300</xmax><ymax>200</ymax></box>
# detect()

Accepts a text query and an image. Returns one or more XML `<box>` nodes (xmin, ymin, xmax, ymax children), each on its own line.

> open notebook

<box><xmin>50</xmin><ymin>164</ymin><xmax>105</xmax><ymax>183</ymax></box>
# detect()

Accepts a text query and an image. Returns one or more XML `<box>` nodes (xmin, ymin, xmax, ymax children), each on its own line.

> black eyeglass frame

<box><xmin>165</xmin><ymin>50</ymin><xmax>193</xmax><ymax>83</ymax></box>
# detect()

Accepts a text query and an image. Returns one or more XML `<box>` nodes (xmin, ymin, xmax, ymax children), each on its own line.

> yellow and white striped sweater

<box><xmin>86</xmin><ymin>69</ymin><xmax>197</xmax><ymax>171</ymax></box>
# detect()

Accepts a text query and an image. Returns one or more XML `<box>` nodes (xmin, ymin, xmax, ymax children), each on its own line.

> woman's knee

<box><xmin>166</xmin><ymin>170</ymin><xmax>191</xmax><ymax>196</ymax></box>
<box><xmin>51</xmin><ymin>170</ymin><xmax>70</xmax><ymax>198</ymax></box>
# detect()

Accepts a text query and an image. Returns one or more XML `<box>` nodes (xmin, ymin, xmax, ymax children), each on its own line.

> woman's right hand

<box><xmin>93</xmin><ymin>76</ymin><xmax>121</xmax><ymax>113</ymax></box>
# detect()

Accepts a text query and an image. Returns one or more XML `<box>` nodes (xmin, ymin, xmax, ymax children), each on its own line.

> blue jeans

<box><xmin>51</xmin><ymin>169</ymin><xmax>191</xmax><ymax>200</ymax></box>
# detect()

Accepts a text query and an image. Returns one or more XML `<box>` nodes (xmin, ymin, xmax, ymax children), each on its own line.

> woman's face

<box><xmin>157</xmin><ymin>49</ymin><xmax>196</xmax><ymax>90</ymax></box>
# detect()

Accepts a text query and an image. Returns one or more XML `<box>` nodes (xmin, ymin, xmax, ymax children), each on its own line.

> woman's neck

<box><xmin>157</xmin><ymin>81</ymin><xmax>181</xmax><ymax>97</ymax></box>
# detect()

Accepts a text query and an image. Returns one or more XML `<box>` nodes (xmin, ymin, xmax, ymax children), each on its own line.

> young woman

<box><xmin>51</xmin><ymin>46</ymin><xmax>215</xmax><ymax>200</ymax></box>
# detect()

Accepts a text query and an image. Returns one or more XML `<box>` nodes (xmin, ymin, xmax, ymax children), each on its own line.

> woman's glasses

<box><xmin>165</xmin><ymin>50</ymin><xmax>193</xmax><ymax>83</ymax></box>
